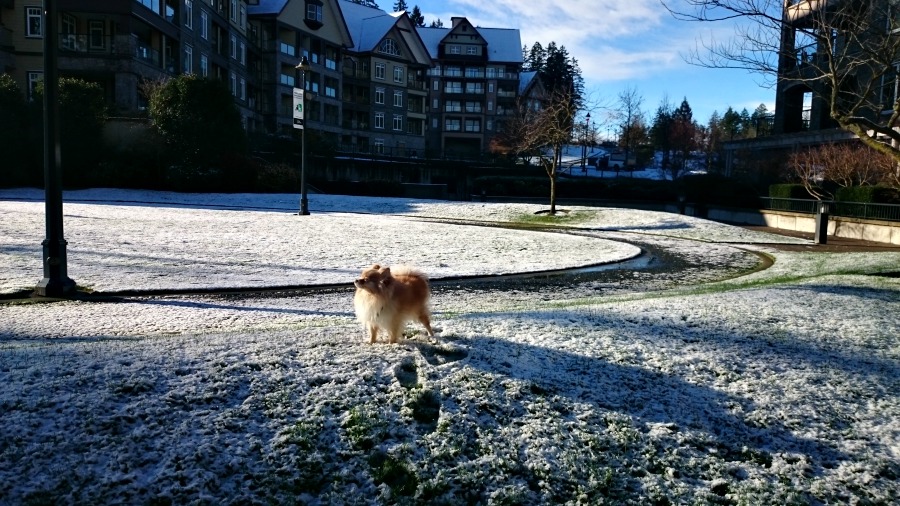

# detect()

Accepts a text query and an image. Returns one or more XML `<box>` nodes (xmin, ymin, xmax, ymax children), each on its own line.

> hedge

<box><xmin>836</xmin><ymin>186</ymin><xmax>900</xmax><ymax>204</ymax></box>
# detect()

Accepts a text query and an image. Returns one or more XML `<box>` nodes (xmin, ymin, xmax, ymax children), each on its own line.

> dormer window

<box><xmin>379</xmin><ymin>38</ymin><xmax>400</xmax><ymax>57</ymax></box>
<box><xmin>305</xmin><ymin>0</ymin><xmax>323</xmax><ymax>29</ymax></box>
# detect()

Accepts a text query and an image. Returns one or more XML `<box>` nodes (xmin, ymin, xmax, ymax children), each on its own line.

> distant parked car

<box><xmin>609</xmin><ymin>151</ymin><xmax>636</xmax><ymax>170</ymax></box>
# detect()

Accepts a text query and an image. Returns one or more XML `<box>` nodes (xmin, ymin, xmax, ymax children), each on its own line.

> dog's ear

<box><xmin>379</xmin><ymin>267</ymin><xmax>392</xmax><ymax>286</ymax></box>
<box><xmin>371</xmin><ymin>264</ymin><xmax>381</xmax><ymax>270</ymax></box>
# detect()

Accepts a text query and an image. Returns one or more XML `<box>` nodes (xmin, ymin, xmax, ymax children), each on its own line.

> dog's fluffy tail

<box><xmin>390</xmin><ymin>265</ymin><xmax>428</xmax><ymax>280</ymax></box>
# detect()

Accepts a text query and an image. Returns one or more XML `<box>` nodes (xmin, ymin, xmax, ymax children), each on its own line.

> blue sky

<box><xmin>389</xmin><ymin>0</ymin><xmax>775</xmax><ymax>130</ymax></box>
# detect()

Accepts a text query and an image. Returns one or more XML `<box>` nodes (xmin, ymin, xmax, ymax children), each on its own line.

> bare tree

<box><xmin>492</xmin><ymin>88</ymin><xmax>579</xmax><ymax>214</ymax></box>
<box><xmin>664</xmin><ymin>0</ymin><xmax>900</xmax><ymax>170</ymax></box>
<box><xmin>616</xmin><ymin>87</ymin><xmax>645</xmax><ymax>170</ymax></box>
<box><xmin>787</xmin><ymin>142</ymin><xmax>895</xmax><ymax>199</ymax></box>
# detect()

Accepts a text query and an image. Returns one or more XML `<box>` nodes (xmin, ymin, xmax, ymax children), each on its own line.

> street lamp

<box><xmin>581</xmin><ymin>112</ymin><xmax>591</xmax><ymax>174</ymax></box>
<box><xmin>295</xmin><ymin>56</ymin><xmax>310</xmax><ymax>215</ymax></box>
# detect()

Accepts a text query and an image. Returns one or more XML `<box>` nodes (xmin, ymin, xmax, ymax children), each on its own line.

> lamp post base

<box><xmin>299</xmin><ymin>197</ymin><xmax>309</xmax><ymax>216</ymax></box>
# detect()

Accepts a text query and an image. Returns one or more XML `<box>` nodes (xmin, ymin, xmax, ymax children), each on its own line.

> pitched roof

<box><xmin>416</xmin><ymin>25</ymin><xmax>522</xmax><ymax>64</ymax></box>
<box><xmin>248</xmin><ymin>0</ymin><xmax>288</xmax><ymax>15</ymax></box>
<box><xmin>338</xmin><ymin>0</ymin><xmax>395</xmax><ymax>52</ymax></box>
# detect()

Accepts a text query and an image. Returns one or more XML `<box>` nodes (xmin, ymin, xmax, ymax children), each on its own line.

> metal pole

<box><xmin>35</xmin><ymin>0</ymin><xmax>75</xmax><ymax>297</ymax></box>
<box><xmin>299</xmin><ymin>66</ymin><xmax>309</xmax><ymax>215</ymax></box>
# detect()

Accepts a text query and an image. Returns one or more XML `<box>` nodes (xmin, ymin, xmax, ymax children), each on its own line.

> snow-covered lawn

<box><xmin>1</xmin><ymin>189</ymin><xmax>899</xmax><ymax>504</ymax></box>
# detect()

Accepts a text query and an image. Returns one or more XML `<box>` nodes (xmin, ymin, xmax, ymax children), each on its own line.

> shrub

<box><xmin>836</xmin><ymin>185</ymin><xmax>900</xmax><ymax>204</ymax></box>
<box><xmin>769</xmin><ymin>183</ymin><xmax>812</xmax><ymax>199</ymax></box>
<box><xmin>0</xmin><ymin>74</ymin><xmax>36</xmax><ymax>187</ymax></box>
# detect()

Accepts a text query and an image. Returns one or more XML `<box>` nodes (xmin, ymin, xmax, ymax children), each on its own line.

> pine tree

<box><xmin>429</xmin><ymin>18</ymin><xmax>444</xmax><ymax>28</ymax></box>
<box><xmin>347</xmin><ymin>0</ymin><xmax>380</xmax><ymax>8</ymax></box>
<box><xmin>409</xmin><ymin>6</ymin><xmax>425</xmax><ymax>27</ymax></box>
<box><xmin>392</xmin><ymin>0</ymin><xmax>408</xmax><ymax>12</ymax></box>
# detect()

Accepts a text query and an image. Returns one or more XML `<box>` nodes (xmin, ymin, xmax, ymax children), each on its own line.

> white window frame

<box><xmin>230</xmin><ymin>71</ymin><xmax>237</xmax><ymax>96</ymax></box>
<box><xmin>375</xmin><ymin>62</ymin><xmax>385</xmax><ymax>80</ymax></box>
<box><xmin>240</xmin><ymin>77</ymin><xmax>246</xmax><ymax>100</ymax></box>
<box><xmin>26</xmin><ymin>71</ymin><xmax>43</xmax><ymax>101</ymax></box>
<box><xmin>374</xmin><ymin>139</ymin><xmax>385</xmax><ymax>154</ymax></box>
<box><xmin>466</xmin><ymin>45</ymin><xmax>478</xmax><ymax>55</ymax></box>
<box><xmin>239</xmin><ymin>41</ymin><xmax>246</xmax><ymax>65</ymax></box>
<box><xmin>375</xmin><ymin>87</ymin><xmax>385</xmax><ymax>105</ymax></box>
<box><xmin>393</xmin><ymin>90</ymin><xmax>403</xmax><ymax>108</ymax></box>
<box><xmin>200</xmin><ymin>10</ymin><xmax>209</xmax><ymax>39</ymax></box>
<box><xmin>26</xmin><ymin>7</ymin><xmax>42</xmax><ymax>38</ymax></box>
<box><xmin>375</xmin><ymin>112</ymin><xmax>385</xmax><ymax>129</ymax></box>
<box><xmin>230</xmin><ymin>0</ymin><xmax>237</xmax><ymax>21</ymax></box>
<box><xmin>307</xmin><ymin>3</ymin><xmax>323</xmax><ymax>23</ymax></box>
<box><xmin>393</xmin><ymin>114</ymin><xmax>403</xmax><ymax>131</ymax></box>
<box><xmin>184</xmin><ymin>44</ymin><xmax>193</xmax><ymax>74</ymax></box>
<box><xmin>393</xmin><ymin>66</ymin><xmax>404</xmax><ymax>83</ymax></box>
<box><xmin>230</xmin><ymin>34</ymin><xmax>237</xmax><ymax>59</ymax></box>
<box><xmin>185</xmin><ymin>0</ymin><xmax>193</xmax><ymax>29</ymax></box>
<box><xmin>200</xmin><ymin>53</ymin><xmax>209</xmax><ymax>77</ymax></box>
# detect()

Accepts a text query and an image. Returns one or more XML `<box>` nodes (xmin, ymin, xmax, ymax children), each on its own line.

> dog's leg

<box><xmin>388</xmin><ymin>319</ymin><xmax>403</xmax><ymax>344</ymax></box>
<box><xmin>419</xmin><ymin>311</ymin><xmax>435</xmax><ymax>336</ymax></box>
<box><xmin>369</xmin><ymin>324</ymin><xmax>379</xmax><ymax>344</ymax></box>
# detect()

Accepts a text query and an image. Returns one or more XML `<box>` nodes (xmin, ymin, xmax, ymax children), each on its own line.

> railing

<box><xmin>760</xmin><ymin>197</ymin><xmax>900</xmax><ymax>222</ymax></box>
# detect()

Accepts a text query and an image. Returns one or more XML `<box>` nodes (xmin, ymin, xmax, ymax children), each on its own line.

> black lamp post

<box><xmin>295</xmin><ymin>56</ymin><xmax>310</xmax><ymax>215</ymax></box>
<box><xmin>581</xmin><ymin>112</ymin><xmax>590</xmax><ymax>174</ymax></box>
<box><xmin>35</xmin><ymin>0</ymin><xmax>75</xmax><ymax>297</ymax></box>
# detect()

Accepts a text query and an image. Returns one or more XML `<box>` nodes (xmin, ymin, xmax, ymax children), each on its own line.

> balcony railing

<box><xmin>759</xmin><ymin>197</ymin><xmax>900</xmax><ymax>222</ymax></box>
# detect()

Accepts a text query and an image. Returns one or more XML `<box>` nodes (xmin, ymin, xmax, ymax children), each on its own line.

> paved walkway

<box><xmin>741</xmin><ymin>225</ymin><xmax>900</xmax><ymax>252</ymax></box>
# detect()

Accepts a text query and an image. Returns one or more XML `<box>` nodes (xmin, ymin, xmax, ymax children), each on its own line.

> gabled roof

<box><xmin>519</xmin><ymin>70</ymin><xmax>540</xmax><ymax>95</ymax></box>
<box><xmin>338</xmin><ymin>0</ymin><xmax>431</xmax><ymax>65</ymax></box>
<box><xmin>248</xmin><ymin>0</ymin><xmax>288</xmax><ymax>15</ymax></box>
<box><xmin>416</xmin><ymin>23</ymin><xmax>522</xmax><ymax>64</ymax></box>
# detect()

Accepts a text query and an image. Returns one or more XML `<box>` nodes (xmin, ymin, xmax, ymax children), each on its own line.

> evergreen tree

<box><xmin>429</xmin><ymin>18</ymin><xmax>444</xmax><ymax>28</ymax></box>
<box><xmin>392</xmin><ymin>0</ymin><xmax>408</xmax><ymax>12</ymax></box>
<box><xmin>409</xmin><ymin>5</ymin><xmax>425</xmax><ymax>27</ymax></box>
<box><xmin>669</xmin><ymin>98</ymin><xmax>698</xmax><ymax>176</ymax></box>
<box><xmin>721</xmin><ymin>107</ymin><xmax>742</xmax><ymax>140</ymax></box>
<box><xmin>650</xmin><ymin>98</ymin><xmax>674</xmax><ymax>169</ymax></box>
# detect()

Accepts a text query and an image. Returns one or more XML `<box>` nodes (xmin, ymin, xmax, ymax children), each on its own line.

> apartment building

<box><xmin>1</xmin><ymin>1</ymin><xmax>527</xmax><ymax>161</ymax></box>
<box><xmin>0</xmin><ymin>1</ymin><xmax>260</xmax><ymax>128</ymax></box>
<box><xmin>337</xmin><ymin>0</ymin><xmax>430</xmax><ymax>157</ymax></box>
<box><xmin>247</xmin><ymin>0</ymin><xmax>351</xmax><ymax>141</ymax></box>
<box><xmin>418</xmin><ymin>17</ymin><xmax>523</xmax><ymax>158</ymax></box>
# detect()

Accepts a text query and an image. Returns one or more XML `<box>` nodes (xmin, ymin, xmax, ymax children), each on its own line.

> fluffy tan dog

<box><xmin>353</xmin><ymin>264</ymin><xmax>435</xmax><ymax>344</ymax></box>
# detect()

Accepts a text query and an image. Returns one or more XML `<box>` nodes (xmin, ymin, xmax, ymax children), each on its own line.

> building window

<box><xmin>89</xmin><ymin>20</ymin><xmax>106</xmax><ymax>49</ymax></box>
<box><xmin>445</xmin><ymin>100</ymin><xmax>461</xmax><ymax>112</ymax></box>
<box><xmin>466</xmin><ymin>45</ymin><xmax>478</xmax><ymax>55</ymax></box>
<box><xmin>61</xmin><ymin>15</ymin><xmax>76</xmax><ymax>50</ymax></box>
<box><xmin>325</xmin><ymin>77</ymin><xmax>337</xmax><ymax>98</ymax></box>
<box><xmin>379</xmin><ymin>38</ymin><xmax>399</xmax><ymax>56</ymax></box>
<box><xmin>445</xmin><ymin>66</ymin><xmax>461</xmax><ymax>77</ymax></box>
<box><xmin>448</xmin><ymin>45</ymin><xmax>460</xmax><ymax>54</ymax></box>
<box><xmin>432</xmin><ymin>118</ymin><xmax>438</xmax><ymax>128</ymax></box>
<box><xmin>465</xmin><ymin>82</ymin><xmax>484</xmax><ymax>94</ymax></box>
<box><xmin>444</xmin><ymin>81</ymin><xmax>462</xmax><ymax>94</ymax></box>
<box><xmin>230</xmin><ymin>34</ymin><xmax>237</xmax><ymax>59</ymax></box>
<box><xmin>393</xmin><ymin>115</ymin><xmax>402</xmax><ymax>131</ymax></box>
<box><xmin>432</xmin><ymin>98</ymin><xmax>438</xmax><ymax>109</ymax></box>
<box><xmin>393</xmin><ymin>90</ymin><xmax>403</xmax><ymax>108</ymax></box>
<box><xmin>375</xmin><ymin>112</ymin><xmax>385</xmax><ymax>129</ymax></box>
<box><xmin>487</xmin><ymin>100</ymin><xmax>493</xmax><ymax>111</ymax></box>
<box><xmin>375</xmin><ymin>62</ymin><xmax>385</xmax><ymax>80</ymax></box>
<box><xmin>465</xmin><ymin>119</ymin><xmax>481</xmax><ymax>132</ymax></box>
<box><xmin>374</xmin><ymin>139</ymin><xmax>385</xmax><ymax>154</ymax></box>
<box><xmin>26</xmin><ymin>71</ymin><xmax>42</xmax><ymax>101</ymax></box>
<box><xmin>445</xmin><ymin>118</ymin><xmax>461</xmax><ymax>131</ymax></box>
<box><xmin>26</xmin><ymin>7</ymin><xmax>42</xmax><ymax>37</ymax></box>
<box><xmin>200</xmin><ymin>10</ymin><xmax>208</xmax><ymax>39</ymax></box>
<box><xmin>465</xmin><ymin>101</ymin><xmax>482</xmax><ymax>113</ymax></box>
<box><xmin>230</xmin><ymin>0</ymin><xmax>237</xmax><ymax>21</ymax></box>
<box><xmin>488</xmin><ymin>83</ymin><xmax>494</xmax><ymax>93</ymax></box>
<box><xmin>465</xmin><ymin>67</ymin><xmax>483</xmax><ymax>78</ymax></box>
<box><xmin>230</xmin><ymin>71</ymin><xmax>237</xmax><ymax>96</ymax></box>
<box><xmin>306</xmin><ymin>1</ymin><xmax>323</xmax><ymax>23</ymax></box>
<box><xmin>200</xmin><ymin>53</ymin><xmax>208</xmax><ymax>76</ymax></box>
<box><xmin>185</xmin><ymin>0</ymin><xmax>193</xmax><ymax>29</ymax></box>
<box><xmin>240</xmin><ymin>77</ymin><xmax>246</xmax><ymax>100</ymax></box>
<box><xmin>239</xmin><ymin>41</ymin><xmax>246</xmax><ymax>65</ymax></box>
<box><xmin>184</xmin><ymin>44</ymin><xmax>193</xmax><ymax>73</ymax></box>
<box><xmin>239</xmin><ymin>4</ymin><xmax>246</xmax><ymax>28</ymax></box>
<box><xmin>487</xmin><ymin>119</ymin><xmax>493</xmax><ymax>131</ymax></box>
<box><xmin>393</xmin><ymin>66</ymin><xmax>404</xmax><ymax>83</ymax></box>
<box><xmin>375</xmin><ymin>87</ymin><xmax>385</xmax><ymax>105</ymax></box>
<box><xmin>432</xmin><ymin>80</ymin><xmax>439</xmax><ymax>91</ymax></box>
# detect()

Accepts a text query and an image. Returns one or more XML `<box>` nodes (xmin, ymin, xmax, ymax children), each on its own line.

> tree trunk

<box><xmin>549</xmin><ymin>173</ymin><xmax>557</xmax><ymax>215</ymax></box>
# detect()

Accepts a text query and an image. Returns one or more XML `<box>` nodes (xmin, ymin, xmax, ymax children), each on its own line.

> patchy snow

<box><xmin>1</xmin><ymin>189</ymin><xmax>899</xmax><ymax>504</ymax></box>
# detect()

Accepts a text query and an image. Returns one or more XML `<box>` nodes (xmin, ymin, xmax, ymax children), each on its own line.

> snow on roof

<box><xmin>417</xmin><ymin>25</ymin><xmax>522</xmax><ymax>63</ymax></box>
<box><xmin>338</xmin><ymin>0</ymin><xmax>395</xmax><ymax>52</ymax></box>
<box><xmin>247</xmin><ymin>0</ymin><xmax>288</xmax><ymax>15</ymax></box>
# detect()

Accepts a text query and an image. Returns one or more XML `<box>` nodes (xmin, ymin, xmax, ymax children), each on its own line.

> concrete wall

<box><xmin>705</xmin><ymin>207</ymin><xmax>900</xmax><ymax>246</ymax></box>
